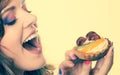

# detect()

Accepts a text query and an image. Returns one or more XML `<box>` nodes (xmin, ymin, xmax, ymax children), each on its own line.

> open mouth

<box><xmin>22</xmin><ymin>38</ymin><xmax>37</xmax><ymax>50</ymax></box>
<box><xmin>22</xmin><ymin>33</ymin><xmax>42</xmax><ymax>54</ymax></box>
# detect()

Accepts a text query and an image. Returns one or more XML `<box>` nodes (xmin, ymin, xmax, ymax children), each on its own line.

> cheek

<box><xmin>0</xmin><ymin>31</ymin><xmax>23</xmax><ymax>59</ymax></box>
<box><xmin>3</xmin><ymin>23</ymin><xmax>23</xmax><ymax>42</ymax></box>
<box><xmin>0</xmin><ymin>35</ymin><xmax>18</xmax><ymax>58</ymax></box>
<box><xmin>0</xmin><ymin>28</ymin><xmax>23</xmax><ymax>50</ymax></box>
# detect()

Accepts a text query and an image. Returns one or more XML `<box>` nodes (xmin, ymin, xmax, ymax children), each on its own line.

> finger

<box><xmin>59</xmin><ymin>60</ymin><xmax>74</xmax><ymax>70</ymax></box>
<box><xmin>65</xmin><ymin>49</ymin><xmax>76</xmax><ymax>60</ymax></box>
<box><xmin>94</xmin><ymin>43</ymin><xmax>113</xmax><ymax>69</ymax></box>
<box><xmin>81</xmin><ymin>61</ymin><xmax>92</xmax><ymax>75</ymax></box>
<box><xmin>100</xmin><ymin>46</ymin><xmax>114</xmax><ymax>74</ymax></box>
<box><xmin>59</xmin><ymin>60</ymin><xmax>75</xmax><ymax>75</ymax></box>
<box><xmin>94</xmin><ymin>57</ymin><xmax>104</xmax><ymax>72</ymax></box>
<box><xmin>93</xmin><ymin>46</ymin><xmax>114</xmax><ymax>75</ymax></box>
<box><xmin>105</xmin><ymin>46</ymin><xmax>114</xmax><ymax>59</ymax></box>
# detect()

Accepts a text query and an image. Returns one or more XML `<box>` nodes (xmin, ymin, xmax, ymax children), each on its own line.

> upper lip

<box><xmin>23</xmin><ymin>29</ymin><xmax>38</xmax><ymax>43</ymax></box>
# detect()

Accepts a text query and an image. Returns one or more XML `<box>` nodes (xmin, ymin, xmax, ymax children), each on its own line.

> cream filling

<box><xmin>86</xmin><ymin>39</ymin><xmax>108</xmax><ymax>53</ymax></box>
<box><xmin>77</xmin><ymin>39</ymin><xmax>108</xmax><ymax>53</ymax></box>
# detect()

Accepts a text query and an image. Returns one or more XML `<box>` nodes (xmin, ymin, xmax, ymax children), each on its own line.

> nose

<box><xmin>22</xmin><ymin>13</ymin><xmax>37</xmax><ymax>28</ymax></box>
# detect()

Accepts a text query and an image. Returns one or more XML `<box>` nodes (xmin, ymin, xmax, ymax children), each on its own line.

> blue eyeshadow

<box><xmin>4</xmin><ymin>16</ymin><xmax>16</xmax><ymax>25</ymax></box>
<box><xmin>3</xmin><ymin>13</ymin><xmax>16</xmax><ymax>26</ymax></box>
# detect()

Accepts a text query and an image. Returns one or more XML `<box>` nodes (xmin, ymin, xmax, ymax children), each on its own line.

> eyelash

<box><xmin>27</xmin><ymin>10</ymin><xmax>32</xmax><ymax>13</ymax></box>
<box><xmin>22</xmin><ymin>5</ymin><xmax>32</xmax><ymax>13</ymax></box>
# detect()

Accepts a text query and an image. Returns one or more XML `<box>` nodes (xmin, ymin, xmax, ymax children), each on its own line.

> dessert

<box><xmin>73</xmin><ymin>31</ymin><xmax>112</xmax><ymax>61</ymax></box>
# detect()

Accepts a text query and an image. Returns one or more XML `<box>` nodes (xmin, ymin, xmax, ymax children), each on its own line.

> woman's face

<box><xmin>0</xmin><ymin>0</ymin><xmax>45</xmax><ymax>70</ymax></box>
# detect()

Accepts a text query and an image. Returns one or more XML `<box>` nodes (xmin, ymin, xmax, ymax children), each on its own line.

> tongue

<box><xmin>34</xmin><ymin>40</ymin><xmax>41</xmax><ymax>49</ymax></box>
<box><xmin>23</xmin><ymin>43</ymin><xmax>35</xmax><ymax>50</ymax></box>
<box><xmin>23</xmin><ymin>38</ymin><xmax>41</xmax><ymax>50</ymax></box>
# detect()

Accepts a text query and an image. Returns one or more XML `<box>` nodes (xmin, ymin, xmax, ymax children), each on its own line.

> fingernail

<box><xmin>59</xmin><ymin>69</ymin><xmax>62</xmax><ymax>75</ymax></box>
<box><xmin>84</xmin><ymin>61</ymin><xmax>91</xmax><ymax>65</ymax></box>
<box><xmin>72</xmin><ymin>54</ymin><xmax>77</xmax><ymax>59</ymax></box>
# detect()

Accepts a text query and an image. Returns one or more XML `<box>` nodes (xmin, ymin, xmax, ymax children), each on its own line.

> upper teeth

<box><xmin>24</xmin><ymin>33</ymin><xmax>38</xmax><ymax>43</ymax></box>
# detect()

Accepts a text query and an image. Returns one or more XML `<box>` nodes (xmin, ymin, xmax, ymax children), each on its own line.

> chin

<box><xmin>14</xmin><ymin>55</ymin><xmax>46</xmax><ymax>71</ymax></box>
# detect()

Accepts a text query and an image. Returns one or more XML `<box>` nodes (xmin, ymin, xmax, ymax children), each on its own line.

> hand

<box><xmin>59</xmin><ymin>49</ymin><xmax>91</xmax><ymax>75</ymax></box>
<box><xmin>59</xmin><ymin>46</ymin><xmax>113</xmax><ymax>75</ymax></box>
<box><xmin>91</xmin><ymin>46</ymin><xmax>114</xmax><ymax>75</ymax></box>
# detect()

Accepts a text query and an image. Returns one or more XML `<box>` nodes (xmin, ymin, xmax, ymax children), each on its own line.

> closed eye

<box><xmin>3</xmin><ymin>12</ymin><xmax>16</xmax><ymax>26</ymax></box>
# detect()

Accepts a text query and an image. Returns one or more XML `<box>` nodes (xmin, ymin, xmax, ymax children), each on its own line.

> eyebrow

<box><xmin>1</xmin><ymin>6</ymin><xmax>15</xmax><ymax>15</ymax></box>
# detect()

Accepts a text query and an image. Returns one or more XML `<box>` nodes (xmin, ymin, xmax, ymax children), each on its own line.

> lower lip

<box><xmin>28</xmin><ymin>48</ymin><xmax>42</xmax><ymax>54</ymax></box>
